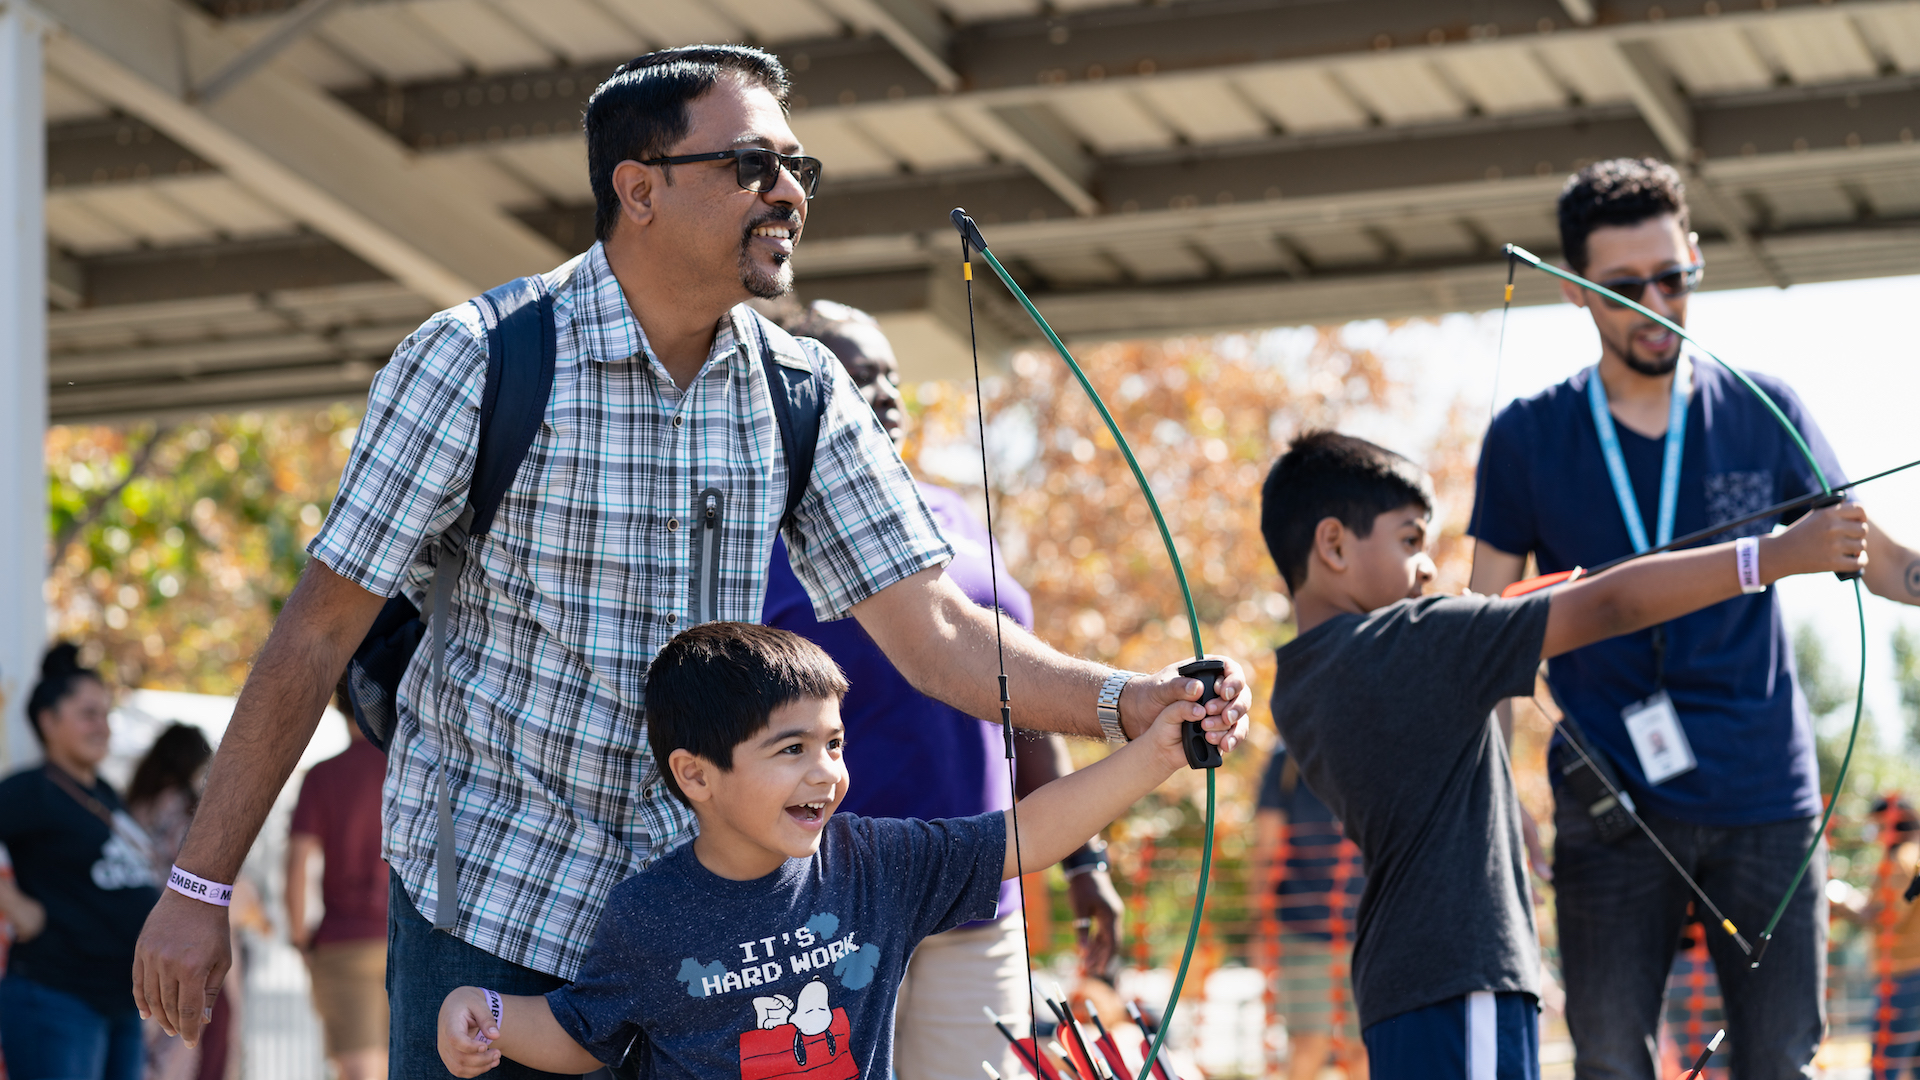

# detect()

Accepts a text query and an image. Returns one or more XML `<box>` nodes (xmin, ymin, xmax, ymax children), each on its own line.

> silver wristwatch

<box><xmin>1097</xmin><ymin>670</ymin><xmax>1142</xmax><ymax>744</ymax></box>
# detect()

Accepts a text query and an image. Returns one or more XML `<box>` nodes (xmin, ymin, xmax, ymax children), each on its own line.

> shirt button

<box><xmin>667</xmin><ymin>613</ymin><xmax>677</xmax><ymax>625</ymax></box>
<box><xmin>673</xmin><ymin>416</ymin><xmax>683</xmax><ymax>427</ymax></box>
<box><xmin>667</xmin><ymin>518</ymin><xmax>678</xmax><ymax>531</ymax></box>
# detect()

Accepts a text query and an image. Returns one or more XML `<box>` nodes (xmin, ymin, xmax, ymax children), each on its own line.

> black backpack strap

<box><xmin>748</xmin><ymin>314</ymin><xmax>825</xmax><ymax>533</ymax></box>
<box><xmin>469</xmin><ymin>275</ymin><xmax>557</xmax><ymax>539</ymax></box>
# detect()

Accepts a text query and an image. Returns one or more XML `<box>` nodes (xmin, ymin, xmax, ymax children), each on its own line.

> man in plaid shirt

<box><xmin>132</xmin><ymin>45</ymin><xmax>1252</xmax><ymax>1074</ymax></box>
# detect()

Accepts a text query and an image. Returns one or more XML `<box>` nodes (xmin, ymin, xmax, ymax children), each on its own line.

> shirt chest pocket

<box><xmin>1704</xmin><ymin>470</ymin><xmax>1775</xmax><ymax>541</ymax></box>
<box><xmin>685</xmin><ymin>416</ymin><xmax>785</xmax><ymax>626</ymax></box>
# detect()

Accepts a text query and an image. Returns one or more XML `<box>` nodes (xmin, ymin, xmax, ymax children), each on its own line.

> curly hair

<box><xmin>1557</xmin><ymin>158</ymin><xmax>1690</xmax><ymax>272</ymax></box>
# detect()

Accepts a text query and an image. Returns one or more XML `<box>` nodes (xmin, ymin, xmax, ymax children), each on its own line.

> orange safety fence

<box><xmin>1871</xmin><ymin>795</ymin><xmax>1906</xmax><ymax>1079</ymax></box>
<box><xmin>1255</xmin><ymin>819</ymin><xmax>1363</xmax><ymax>1077</ymax></box>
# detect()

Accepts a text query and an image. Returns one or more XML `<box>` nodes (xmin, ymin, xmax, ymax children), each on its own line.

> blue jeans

<box><xmin>387</xmin><ymin>872</ymin><xmax>609</xmax><ymax>1079</ymax></box>
<box><xmin>0</xmin><ymin>974</ymin><xmax>144</xmax><ymax>1080</ymax></box>
<box><xmin>1553</xmin><ymin>796</ymin><xmax>1826</xmax><ymax>1080</ymax></box>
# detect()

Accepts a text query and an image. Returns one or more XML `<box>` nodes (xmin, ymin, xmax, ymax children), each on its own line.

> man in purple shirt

<box><xmin>763</xmin><ymin>300</ymin><xmax>1123</xmax><ymax>1080</ymax></box>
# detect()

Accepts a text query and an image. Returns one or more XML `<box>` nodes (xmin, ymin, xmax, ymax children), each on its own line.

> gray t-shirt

<box><xmin>1272</xmin><ymin>592</ymin><xmax>1551</xmax><ymax>1029</ymax></box>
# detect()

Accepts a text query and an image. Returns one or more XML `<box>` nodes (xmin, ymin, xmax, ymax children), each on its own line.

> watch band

<box><xmin>1061</xmin><ymin>840</ymin><xmax>1109</xmax><ymax>878</ymax></box>
<box><xmin>1097</xmin><ymin>670</ymin><xmax>1141</xmax><ymax>744</ymax></box>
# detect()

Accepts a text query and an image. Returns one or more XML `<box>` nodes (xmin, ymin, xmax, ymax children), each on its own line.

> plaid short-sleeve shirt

<box><xmin>309</xmin><ymin>244</ymin><xmax>951</xmax><ymax>978</ymax></box>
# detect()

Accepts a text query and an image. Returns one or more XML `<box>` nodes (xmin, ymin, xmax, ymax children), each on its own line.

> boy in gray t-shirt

<box><xmin>433</xmin><ymin>622</ymin><xmax>1238</xmax><ymax>1077</ymax></box>
<box><xmin>1257</xmin><ymin>431</ymin><xmax>1866</xmax><ymax>1079</ymax></box>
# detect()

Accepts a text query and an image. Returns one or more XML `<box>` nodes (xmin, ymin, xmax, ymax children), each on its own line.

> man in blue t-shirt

<box><xmin>1469</xmin><ymin>157</ymin><xmax>1920</xmax><ymax>1078</ymax></box>
<box><xmin>762</xmin><ymin>301</ymin><xmax>1123</xmax><ymax>1080</ymax></box>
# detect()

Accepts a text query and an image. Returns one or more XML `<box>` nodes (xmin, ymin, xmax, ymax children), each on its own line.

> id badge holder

<box><xmin>1622</xmin><ymin>689</ymin><xmax>1696</xmax><ymax>785</ymax></box>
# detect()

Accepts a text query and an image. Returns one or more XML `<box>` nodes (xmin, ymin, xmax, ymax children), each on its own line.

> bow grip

<box><xmin>1178</xmin><ymin>659</ymin><xmax>1225</xmax><ymax>770</ymax></box>
<box><xmin>1808</xmin><ymin>492</ymin><xmax>1862</xmax><ymax>581</ymax></box>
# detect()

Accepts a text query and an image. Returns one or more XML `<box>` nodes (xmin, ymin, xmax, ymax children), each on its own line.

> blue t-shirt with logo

<box><xmin>764</xmin><ymin>482</ymin><xmax>1031</xmax><ymax>921</ymax></box>
<box><xmin>1470</xmin><ymin>360</ymin><xmax>1845</xmax><ymax>826</ymax></box>
<box><xmin>548</xmin><ymin>812</ymin><xmax>1005</xmax><ymax>1075</ymax></box>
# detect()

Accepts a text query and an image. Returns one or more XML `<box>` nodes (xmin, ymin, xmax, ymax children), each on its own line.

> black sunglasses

<box><xmin>642</xmin><ymin>148</ymin><xmax>822</xmax><ymax>199</ymax></box>
<box><xmin>1594</xmin><ymin>263</ymin><xmax>1703</xmax><ymax>308</ymax></box>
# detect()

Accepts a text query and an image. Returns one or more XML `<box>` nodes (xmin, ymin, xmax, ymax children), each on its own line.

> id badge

<box><xmin>1622</xmin><ymin>689</ymin><xmax>1696</xmax><ymax>785</ymax></box>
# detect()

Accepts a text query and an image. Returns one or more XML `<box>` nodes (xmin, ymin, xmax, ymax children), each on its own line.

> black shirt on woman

<box><xmin>0</xmin><ymin>766</ymin><xmax>160</xmax><ymax>1013</ymax></box>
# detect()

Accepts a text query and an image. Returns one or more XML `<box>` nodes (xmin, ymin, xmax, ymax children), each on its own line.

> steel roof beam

<box><xmin>1610</xmin><ymin>35</ymin><xmax>1790</xmax><ymax>286</ymax></box>
<box><xmin>190</xmin><ymin>0</ymin><xmax>345</xmax><ymax>104</ymax></box>
<box><xmin>38</xmin><ymin>0</ymin><xmax>565</xmax><ymax>307</ymax></box>
<box><xmin>53</xmin><ymin>78</ymin><xmax>1920</xmax><ymax>306</ymax></box>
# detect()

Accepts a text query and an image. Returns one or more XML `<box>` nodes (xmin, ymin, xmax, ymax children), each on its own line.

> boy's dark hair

<box><xmin>25</xmin><ymin>641</ymin><xmax>103</xmax><ymax>744</ymax></box>
<box><xmin>1259</xmin><ymin>431</ymin><xmax>1434</xmax><ymax>593</ymax></box>
<box><xmin>1557</xmin><ymin>158</ymin><xmax>1690</xmax><ymax>272</ymax></box>
<box><xmin>586</xmin><ymin>45</ymin><xmax>791</xmax><ymax>243</ymax></box>
<box><xmin>646</xmin><ymin>622</ymin><xmax>848</xmax><ymax>806</ymax></box>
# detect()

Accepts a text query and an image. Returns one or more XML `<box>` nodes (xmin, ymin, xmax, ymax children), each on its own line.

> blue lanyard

<box><xmin>1587</xmin><ymin>357</ymin><xmax>1692</xmax><ymax>553</ymax></box>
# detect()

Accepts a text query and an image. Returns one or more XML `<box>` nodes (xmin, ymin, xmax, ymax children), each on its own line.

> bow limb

<box><xmin>952</xmin><ymin>208</ymin><xmax>1212</xmax><ymax>1080</ymax></box>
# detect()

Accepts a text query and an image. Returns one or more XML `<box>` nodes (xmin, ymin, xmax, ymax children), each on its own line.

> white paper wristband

<box><xmin>1734</xmin><ymin>536</ymin><xmax>1765</xmax><ymax>594</ymax></box>
<box><xmin>485</xmin><ymin>988</ymin><xmax>503</xmax><ymax>1028</ymax></box>
<box><xmin>166</xmin><ymin>865</ymin><xmax>233</xmax><ymax>907</ymax></box>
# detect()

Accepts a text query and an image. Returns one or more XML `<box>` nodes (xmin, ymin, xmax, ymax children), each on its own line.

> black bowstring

<box><xmin>961</xmin><ymin>235</ymin><xmax>1041</xmax><ymax>1077</ymax></box>
<box><xmin>1528</xmin><ymin>691</ymin><xmax>1751</xmax><ymax>954</ymax></box>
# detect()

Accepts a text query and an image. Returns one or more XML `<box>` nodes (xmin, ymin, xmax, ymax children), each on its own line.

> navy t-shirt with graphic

<box><xmin>1470</xmin><ymin>360</ymin><xmax>1845</xmax><ymax>826</ymax></box>
<box><xmin>547</xmin><ymin>812</ymin><xmax>1005</xmax><ymax>1077</ymax></box>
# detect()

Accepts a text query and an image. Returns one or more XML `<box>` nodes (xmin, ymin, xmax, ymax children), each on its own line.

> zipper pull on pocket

<box><xmin>692</xmin><ymin>486</ymin><xmax>725</xmax><ymax>627</ymax></box>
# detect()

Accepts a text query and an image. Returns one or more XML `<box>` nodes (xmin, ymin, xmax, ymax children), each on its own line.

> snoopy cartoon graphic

<box><xmin>741</xmin><ymin>978</ymin><xmax>858</xmax><ymax>1080</ymax></box>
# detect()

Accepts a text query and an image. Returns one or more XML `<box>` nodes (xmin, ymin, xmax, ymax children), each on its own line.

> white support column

<box><xmin>0</xmin><ymin>1</ymin><xmax>48</xmax><ymax>772</ymax></box>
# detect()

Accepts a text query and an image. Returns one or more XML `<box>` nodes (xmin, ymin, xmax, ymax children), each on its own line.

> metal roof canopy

<box><xmin>32</xmin><ymin>0</ymin><xmax>1920</xmax><ymax>422</ymax></box>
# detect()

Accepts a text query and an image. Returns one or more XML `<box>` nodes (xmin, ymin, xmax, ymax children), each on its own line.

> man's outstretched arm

<box><xmin>133</xmin><ymin>560</ymin><xmax>386</xmax><ymax>1046</ymax></box>
<box><xmin>1864</xmin><ymin>513</ymin><xmax>1920</xmax><ymax>607</ymax></box>
<box><xmin>850</xmin><ymin>568</ymin><xmax>1251</xmax><ymax>748</ymax></box>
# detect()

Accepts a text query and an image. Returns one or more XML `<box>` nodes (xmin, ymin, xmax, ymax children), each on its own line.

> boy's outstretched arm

<box><xmin>439</xmin><ymin>987</ymin><xmax>603</xmax><ymax>1077</ymax></box>
<box><xmin>1542</xmin><ymin>502</ymin><xmax>1867</xmax><ymax>659</ymax></box>
<box><xmin>1001</xmin><ymin>699</ymin><xmax>1200</xmax><ymax>880</ymax></box>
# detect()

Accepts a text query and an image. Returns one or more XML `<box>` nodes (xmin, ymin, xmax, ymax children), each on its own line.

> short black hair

<box><xmin>1259</xmin><ymin>431</ymin><xmax>1434</xmax><ymax>593</ymax></box>
<box><xmin>1557</xmin><ymin>158</ymin><xmax>1690</xmax><ymax>272</ymax></box>
<box><xmin>645</xmin><ymin>622</ymin><xmax>848</xmax><ymax>806</ymax></box>
<box><xmin>585</xmin><ymin>45</ymin><xmax>791</xmax><ymax>243</ymax></box>
<box><xmin>25</xmin><ymin>642</ymin><xmax>103</xmax><ymax>744</ymax></box>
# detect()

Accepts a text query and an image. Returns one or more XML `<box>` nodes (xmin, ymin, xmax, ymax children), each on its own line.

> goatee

<box><xmin>1622</xmin><ymin>348</ymin><xmax>1681</xmax><ymax>377</ymax></box>
<box><xmin>742</xmin><ymin>256</ymin><xmax>793</xmax><ymax>300</ymax></box>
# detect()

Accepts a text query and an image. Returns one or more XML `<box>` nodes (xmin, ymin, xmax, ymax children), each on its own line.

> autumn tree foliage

<box><xmin>901</xmin><ymin>325</ymin><xmax>1518</xmax><ymax>965</ymax></box>
<box><xmin>45</xmin><ymin>407</ymin><xmax>356</xmax><ymax>693</ymax></box>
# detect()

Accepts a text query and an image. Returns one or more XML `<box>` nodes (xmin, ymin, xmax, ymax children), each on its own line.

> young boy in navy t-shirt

<box><xmin>1259</xmin><ymin>431</ymin><xmax>1866</xmax><ymax>1080</ymax></box>
<box><xmin>435</xmin><ymin>622</ymin><xmax>1232</xmax><ymax>1078</ymax></box>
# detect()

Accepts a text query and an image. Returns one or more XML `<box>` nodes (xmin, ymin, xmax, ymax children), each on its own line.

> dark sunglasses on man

<box><xmin>1594</xmin><ymin>263</ymin><xmax>1703</xmax><ymax>308</ymax></box>
<box><xmin>642</xmin><ymin>147</ymin><xmax>823</xmax><ymax>199</ymax></box>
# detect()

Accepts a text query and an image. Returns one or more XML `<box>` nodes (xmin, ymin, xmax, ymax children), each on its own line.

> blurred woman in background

<box><xmin>125</xmin><ymin>723</ymin><xmax>222</xmax><ymax>1080</ymax></box>
<box><xmin>0</xmin><ymin>644</ymin><xmax>159</xmax><ymax>1080</ymax></box>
